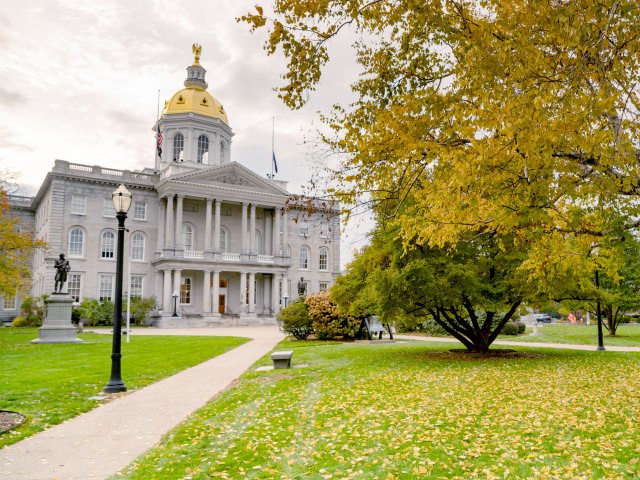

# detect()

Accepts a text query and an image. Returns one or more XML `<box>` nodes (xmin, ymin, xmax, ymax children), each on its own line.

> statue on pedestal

<box><xmin>297</xmin><ymin>277</ymin><xmax>307</xmax><ymax>297</ymax></box>
<box><xmin>54</xmin><ymin>254</ymin><xmax>71</xmax><ymax>294</ymax></box>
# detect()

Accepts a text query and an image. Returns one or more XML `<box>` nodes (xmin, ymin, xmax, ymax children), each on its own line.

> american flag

<box><xmin>156</xmin><ymin>125</ymin><xmax>163</xmax><ymax>159</ymax></box>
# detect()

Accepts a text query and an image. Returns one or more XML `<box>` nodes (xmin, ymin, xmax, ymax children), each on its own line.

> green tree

<box><xmin>78</xmin><ymin>298</ymin><xmax>114</xmax><ymax>326</ymax></box>
<box><xmin>276</xmin><ymin>298</ymin><xmax>313</xmax><ymax>340</ymax></box>
<box><xmin>0</xmin><ymin>189</ymin><xmax>44</xmax><ymax>298</ymax></box>
<box><xmin>242</xmin><ymin>1</ymin><xmax>640</xmax><ymax>286</ymax></box>
<box><xmin>124</xmin><ymin>296</ymin><xmax>157</xmax><ymax>326</ymax></box>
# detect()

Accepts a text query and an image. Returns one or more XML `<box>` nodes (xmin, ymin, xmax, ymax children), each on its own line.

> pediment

<box><xmin>168</xmin><ymin>162</ymin><xmax>288</xmax><ymax>195</ymax></box>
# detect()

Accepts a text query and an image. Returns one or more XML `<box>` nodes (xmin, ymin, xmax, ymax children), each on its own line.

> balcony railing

<box><xmin>257</xmin><ymin>255</ymin><xmax>275</xmax><ymax>264</ymax></box>
<box><xmin>184</xmin><ymin>250</ymin><xmax>204</xmax><ymax>259</ymax></box>
<box><xmin>221</xmin><ymin>253</ymin><xmax>241</xmax><ymax>262</ymax></box>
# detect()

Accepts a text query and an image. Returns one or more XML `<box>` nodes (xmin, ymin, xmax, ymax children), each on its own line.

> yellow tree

<box><xmin>0</xmin><ymin>189</ymin><xmax>43</xmax><ymax>298</ymax></box>
<box><xmin>242</xmin><ymin>1</ymin><xmax>640</xmax><ymax>286</ymax></box>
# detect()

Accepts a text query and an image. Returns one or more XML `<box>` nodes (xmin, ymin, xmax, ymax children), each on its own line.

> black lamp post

<box><xmin>104</xmin><ymin>184</ymin><xmax>132</xmax><ymax>393</ymax></box>
<box><xmin>172</xmin><ymin>291</ymin><xmax>179</xmax><ymax>317</ymax></box>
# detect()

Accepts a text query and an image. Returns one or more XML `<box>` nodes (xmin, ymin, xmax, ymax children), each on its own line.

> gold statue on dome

<box><xmin>192</xmin><ymin>43</ymin><xmax>202</xmax><ymax>65</ymax></box>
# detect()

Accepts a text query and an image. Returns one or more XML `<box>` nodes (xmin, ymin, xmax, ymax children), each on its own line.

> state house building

<box><xmin>4</xmin><ymin>48</ymin><xmax>340</xmax><ymax>326</ymax></box>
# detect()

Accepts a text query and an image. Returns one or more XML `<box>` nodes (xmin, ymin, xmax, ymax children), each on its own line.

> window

<box><xmin>67</xmin><ymin>274</ymin><xmax>82</xmax><ymax>302</ymax></box>
<box><xmin>173</xmin><ymin>133</ymin><xmax>184</xmax><ymax>161</ymax></box>
<box><xmin>131</xmin><ymin>232</ymin><xmax>145</xmax><ymax>261</ymax></box>
<box><xmin>197</xmin><ymin>135</ymin><xmax>209</xmax><ymax>164</ymax></box>
<box><xmin>130</xmin><ymin>275</ymin><xmax>144</xmax><ymax>298</ymax></box>
<box><xmin>220</xmin><ymin>227</ymin><xmax>229</xmax><ymax>252</ymax></box>
<box><xmin>71</xmin><ymin>194</ymin><xmax>86</xmax><ymax>215</ymax></box>
<box><xmin>133</xmin><ymin>201</ymin><xmax>147</xmax><ymax>221</ymax></box>
<box><xmin>319</xmin><ymin>247</ymin><xmax>329</xmax><ymax>271</ymax></box>
<box><xmin>319</xmin><ymin>282</ymin><xmax>329</xmax><ymax>292</ymax></box>
<box><xmin>299</xmin><ymin>221</ymin><xmax>309</xmax><ymax>236</ymax></box>
<box><xmin>99</xmin><ymin>275</ymin><xmax>114</xmax><ymax>302</ymax></box>
<box><xmin>300</xmin><ymin>245</ymin><xmax>310</xmax><ymax>270</ymax></box>
<box><xmin>3</xmin><ymin>295</ymin><xmax>17</xmax><ymax>310</ymax></box>
<box><xmin>183</xmin><ymin>224</ymin><xmax>194</xmax><ymax>251</ymax></box>
<box><xmin>320</xmin><ymin>222</ymin><xmax>328</xmax><ymax>238</ymax></box>
<box><xmin>69</xmin><ymin>228</ymin><xmax>85</xmax><ymax>257</ymax></box>
<box><xmin>103</xmin><ymin>198</ymin><xmax>115</xmax><ymax>218</ymax></box>
<box><xmin>100</xmin><ymin>230</ymin><xmax>116</xmax><ymax>259</ymax></box>
<box><xmin>255</xmin><ymin>231</ymin><xmax>263</xmax><ymax>254</ymax></box>
<box><xmin>180</xmin><ymin>277</ymin><xmax>192</xmax><ymax>304</ymax></box>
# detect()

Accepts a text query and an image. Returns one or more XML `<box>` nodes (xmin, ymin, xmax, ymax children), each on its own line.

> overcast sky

<box><xmin>0</xmin><ymin>0</ymin><xmax>372</xmax><ymax>267</ymax></box>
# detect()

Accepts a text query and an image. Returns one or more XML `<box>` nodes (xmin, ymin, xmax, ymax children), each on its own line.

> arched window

<box><xmin>319</xmin><ymin>247</ymin><xmax>329</xmax><ymax>271</ymax></box>
<box><xmin>100</xmin><ymin>230</ymin><xmax>116</xmax><ymax>259</ymax></box>
<box><xmin>220</xmin><ymin>227</ymin><xmax>229</xmax><ymax>253</ymax></box>
<box><xmin>173</xmin><ymin>133</ymin><xmax>184</xmax><ymax>162</ymax></box>
<box><xmin>197</xmin><ymin>135</ymin><xmax>209</xmax><ymax>164</ymax></box>
<box><xmin>69</xmin><ymin>228</ymin><xmax>85</xmax><ymax>257</ymax></box>
<box><xmin>300</xmin><ymin>245</ymin><xmax>310</xmax><ymax>270</ymax></box>
<box><xmin>219</xmin><ymin>141</ymin><xmax>226</xmax><ymax>163</ymax></box>
<box><xmin>130</xmin><ymin>232</ymin><xmax>145</xmax><ymax>261</ymax></box>
<box><xmin>255</xmin><ymin>231</ymin><xmax>263</xmax><ymax>254</ymax></box>
<box><xmin>182</xmin><ymin>224</ymin><xmax>194</xmax><ymax>251</ymax></box>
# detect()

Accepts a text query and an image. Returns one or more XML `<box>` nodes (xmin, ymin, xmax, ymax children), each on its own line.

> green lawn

<box><xmin>0</xmin><ymin>328</ymin><xmax>248</xmax><ymax>448</ymax></box>
<box><xmin>115</xmin><ymin>340</ymin><xmax>640</xmax><ymax>480</ymax></box>
<box><xmin>500</xmin><ymin>324</ymin><xmax>640</xmax><ymax>347</ymax></box>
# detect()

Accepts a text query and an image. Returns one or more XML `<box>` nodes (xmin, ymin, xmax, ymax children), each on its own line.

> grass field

<box><xmin>501</xmin><ymin>324</ymin><xmax>640</xmax><ymax>347</ymax></box>
<box><xmin>0</xmin><ymin>328</ymin><xmax>248</xmax><ymax>448</ymax></box>
<box><xmin>116</xmin><ymin>340</ymin><xmax>640</xmax><ymax>480</ymax></box>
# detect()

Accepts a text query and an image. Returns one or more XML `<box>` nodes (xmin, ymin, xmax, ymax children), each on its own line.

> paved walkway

<box><xmin>395</xmin><ymin>334</ymin><xmax>640</xmax><ymax>352</ymax></box>
<box><xmin>0</xmin><ymin>326</ymin><xmax>284</xmax><ymax>480</ymax></box>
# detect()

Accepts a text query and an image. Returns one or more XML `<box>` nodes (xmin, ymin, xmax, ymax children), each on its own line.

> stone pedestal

<box><xmin>32</xmin><ymin>294</ymin><xmax>83</xmax><ymax>344</ymax></box>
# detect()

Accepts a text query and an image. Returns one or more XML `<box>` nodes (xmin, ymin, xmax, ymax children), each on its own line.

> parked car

<box><xmin>534</xmin><ymin>314</ymin><xmax>552</xmax><ymax>323</ymax></box>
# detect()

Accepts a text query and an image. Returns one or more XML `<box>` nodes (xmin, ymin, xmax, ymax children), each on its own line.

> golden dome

<box><xmin>162</xmin><ymin>87</ymin><xmax>229</xmax><ymax>124</ymax></box>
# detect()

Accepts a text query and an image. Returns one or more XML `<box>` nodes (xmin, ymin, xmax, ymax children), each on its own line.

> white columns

<box><xmin>203</xmin><ymin>270</ymin><xmax>212</xmax><ymax>314</ymax></box>
<box><xmin>250</xmin><ymin>204</ymin><xmax>257</xmax><ymax>254</ymax></box>
<box><xmin>175</xmin><ymin>195</ymin><xmax>184</xmax><ymax>249</ymax></box>
<box><xmin>282</xmin><ymin>210</ymin><xmax>288</xmax><ymax>256</ymax></box>
<box><xmin>155</xmin><ymin>271</ymin><xmax>163</xmax><ymax>310</ymax></box>
<box><xmin>265</xmin><ymin>211</ymin><xmax>272</xmax><ymax>256</ymax></box>
<box><xmin>214</xmin><ymin>200</ymin><xmax>221</xmax><ymax>251</ymax></box>
<box><xmin>213</xmin><ymin>270</ymin><xmax>220</xmax><ymax>314</ymax></box>
<box><xmin>204</xmin><ymin>199</ymin><xmax>212</xmax><ymax>250</ymax></box>
<box><xmin>271</xmin><ymin>274</ymin><xmax>280</xmax><ymax>313</ymax></box>
<box><xmin>165</xmin><ymin>195</ymin><xmax>174</xmax><ymax>248</ymax></box>
<box><xmin>173</xmin><ymin>269</ymin><xmax>182</xmax><ymax>312</ymax></box>
<box><xmin>241</xmin><ymin>203</ymin><xmax>248</xmax><ymax>254</ymax></box>
<box><xmin>248</xmin><ymin>272</ymin><xmax>255</xmax><ymax>314</ymax></box>
<box><xmin>240</xmin><ymin>271</ymin><xmax>247</xmax><ymax>313</ymax></box>
<box><xmin>157</xmin><ymin>200</ymin><xmax>165</xmax><ymax>251</ymax></box>
<box><xmin>163</xmin><ymin>269</ymin><xmax>172</xmax><ymax>313</ymax></box>
<box><xmin>273</xmin><ymin>209</ymin><xmax>280</xmax><ymax>255</ymax></box>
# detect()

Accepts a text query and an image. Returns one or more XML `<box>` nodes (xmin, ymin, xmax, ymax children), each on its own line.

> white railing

<box><xmin>221</xmin><ymin>253</ymin><xmax>240</xmax><ymax>262</ymax></box>
<box><xmin>184</xmin><ymin>250</ymin><xmax>204</xmax><ymax>259</ymax></box>
<box><xmin>257</xmin><ymin>255</ymin><xmax>275</xmax><ymax>264</ymax></box>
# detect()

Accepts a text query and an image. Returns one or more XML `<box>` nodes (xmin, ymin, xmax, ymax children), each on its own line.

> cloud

<box><xmin>0</xmin><ymin>87</ymin><xmax>27</xmax><ymax>106</ymax></box>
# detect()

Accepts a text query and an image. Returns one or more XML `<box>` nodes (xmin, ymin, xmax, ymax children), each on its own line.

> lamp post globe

<box><xmin>172</xmin><ymin>291</ymin><xmax>179</xmax><ymax>317</ymax></box>
<box><xmin>104</xmin><ymin>184</ymin><xmax>132</xmax><ymax>394</ymax></box>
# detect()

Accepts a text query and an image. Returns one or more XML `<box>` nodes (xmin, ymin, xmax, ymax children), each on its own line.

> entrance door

<box><xmin>218</xmin><ymin>295</ymin><xmax>226</xmax><ymax>314</ymax></box>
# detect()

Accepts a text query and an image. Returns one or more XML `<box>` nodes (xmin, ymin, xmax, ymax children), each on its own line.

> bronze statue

<box><xmin>297</xmin><ymin>277</ymin><xmax>306</xmax><ymax>297</ymax></box>
<box><xmin>54</xmin><ymin>254</ymin><xmax>71</xmax><ymax>294</ymax></box>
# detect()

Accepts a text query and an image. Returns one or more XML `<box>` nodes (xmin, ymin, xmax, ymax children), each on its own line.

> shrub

<box><xmin>125</xmin><ymin>296</ymin><xmax>157</xmax><ymax>326</ymax></box>
<box><xmin>276</xmin><ymin>299</ymin><xmax>312</xmax><ymax>340</ymax></box>
<box><xmin>305</xmin><ymin>291</ymin><xmax>359</xmax><ymax>340</ymax></box>
<box><xmin>16</xmin><ymin>296</ymin><xmax>46</xmax><ymax>327</ymax></box>
<box><xmin>78</xmin><ymin>298</ymin><xmax>114</xmax><ymax>326</ymax></box>
<box><xmin>500</xmin><ymin>322</ymin><xmax>521</xmax><ymax>335</ymax></box>
<box><xmin>11</xmin><ymin>317</ymin><xmax>29</xmax><ymax>327</ymax></box>
<box><xmin>515</xmin><ymin>321</ymin><xmax>526</xmax><ymax>334</ymax></box>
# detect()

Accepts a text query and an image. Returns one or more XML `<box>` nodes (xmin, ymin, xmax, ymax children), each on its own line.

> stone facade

<box><xmin>6</xmin><ymin>51</ymin><xmax>340</xmax><ymax>326</ymax></box>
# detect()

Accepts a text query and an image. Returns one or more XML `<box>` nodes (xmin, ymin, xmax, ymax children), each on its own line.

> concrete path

<box><xmin>395</xmin><ymin>334</ymin><xmax>640</xmax><ymax>352</ymax></box>
<box><xmin>0</xmin><ymin>326</ymin><xmax>284</xmax><ymax>480</ymax></box>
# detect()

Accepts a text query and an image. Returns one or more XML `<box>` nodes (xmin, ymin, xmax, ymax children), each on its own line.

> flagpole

<box><xmin>271</xmin><ymin>116</ymin><xmax>275</xmax><ymax>178</ymax></box>
<box><xmin>155</xmin><ymin>90</ymin><xmax>161</xmax><ymax>162</ymax></box>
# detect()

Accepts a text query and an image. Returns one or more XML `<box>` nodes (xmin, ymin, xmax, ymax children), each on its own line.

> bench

<box><xmin>270</xmin><ymin>350</ymin><xmax>293</xmax><ymax>369</ymax></box>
